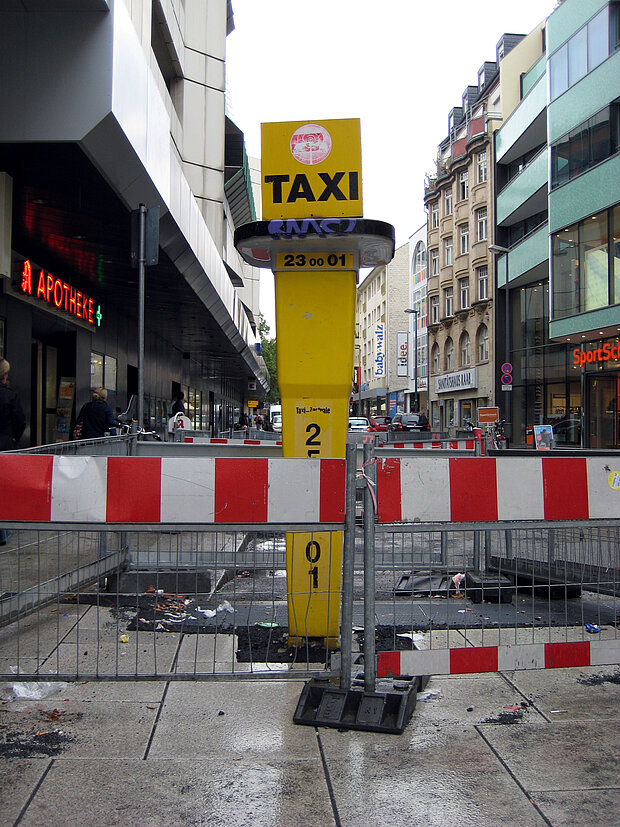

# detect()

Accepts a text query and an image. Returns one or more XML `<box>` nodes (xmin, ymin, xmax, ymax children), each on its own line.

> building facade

<box><xmin>0</xmin><ymin>0</ymin><xmax>267</xmax><ymax>446</ymax></box>
<box><xmin>407</xmin><ymin>224</ymin><xmax>428</xmax><ymax>414</ymax></box>
<box><xmin>494</xmin><ymin>0</ymin><xmax>619</xmax><ymax>448</ymax></box>
<box><xmin>424</xmin><ymin>42</ymin><xmax>512</xmax><ymax>431</ymax></box>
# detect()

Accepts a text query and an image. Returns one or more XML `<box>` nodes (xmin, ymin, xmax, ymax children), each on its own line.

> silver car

<box><xmin>348</xmin><ymin>416</ymin><xmax>370</xmax><ymax>432</ymax></box>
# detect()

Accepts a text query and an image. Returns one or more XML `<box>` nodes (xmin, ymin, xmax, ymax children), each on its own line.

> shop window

<box><xmin>90</xmin><ymin>352</ymin><xmax>104</xmax><ymax>388</ymax></box>
<box><xmin>104</xmin><ymin>356</ymin><xmax>117</xmax><ymax>393</ymax></box>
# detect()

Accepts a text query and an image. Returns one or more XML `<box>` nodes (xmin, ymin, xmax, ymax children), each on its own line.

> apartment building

<box><xmin>494</xmin><ymin>0</ymin><xmax>619</xmax><ymax>447</ymax></box>
<box><xmin>354</xmin><ymin>243</ymin><xmax>409</xmax><ymax>417</ymax></box>
<box><xmin>424</xmin><ymin>39</ymin><xmax>518</xmax><ymax>430</ymax></box>
<box><xmin>407</xmin><ymin>223</ymin><xmax>428</xmax><ymax>414</ymax></box>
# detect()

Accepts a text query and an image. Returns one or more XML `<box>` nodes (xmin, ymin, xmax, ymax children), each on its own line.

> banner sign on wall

<box><xmin>397</xmin><ymin>332</ymin><xmax>408</xmax><ymax>377</ymax></box>
<box><xmin>375</xmin><ymin>323</ymin><xmax>385</xmax><ymax>377</ymax></box>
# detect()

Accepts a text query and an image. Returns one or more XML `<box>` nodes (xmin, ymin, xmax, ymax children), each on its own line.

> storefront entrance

<box><xmin>589</xmin><ymin>374</ymin><xmax>619</xmax><ymax>449</ymax></box>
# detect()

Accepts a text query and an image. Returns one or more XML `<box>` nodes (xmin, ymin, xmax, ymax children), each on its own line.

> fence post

<box><xmin>339</xmin><ymin>443</ymin><xmax>357</xmax><ymax>691</ymax></box>
<box><xmin>363</xmin><ymin>440</ymin><xmax>376</xmax><ymax>693</ymax></box>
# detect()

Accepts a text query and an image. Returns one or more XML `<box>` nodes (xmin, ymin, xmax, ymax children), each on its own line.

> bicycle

<box><xmin>486</xmin><ymin>420</ymin><xmax>507</xmax><ymax>450</ymax></box>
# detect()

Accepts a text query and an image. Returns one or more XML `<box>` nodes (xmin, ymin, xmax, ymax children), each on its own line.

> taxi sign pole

<box><xmin>234</xmin><ymin>118</ymin><xmax>395</xmax><ymax>648</ymax></box>
<box><xmin>275</xmin><ymin>267</ymin><xmax>356</xmax><ymax>646</ymax></box>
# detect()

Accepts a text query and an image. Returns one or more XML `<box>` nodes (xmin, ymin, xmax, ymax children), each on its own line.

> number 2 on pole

<box><xmin>305</xmin><ymin>423</ymin><xmax>321</xmax><ymax>457</ymax></box>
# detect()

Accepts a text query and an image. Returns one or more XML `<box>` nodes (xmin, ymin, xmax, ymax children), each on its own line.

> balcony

<box><xmin>496</xmin><ymin>221</ymin><xmax>548</xmax><ymax>288</ymax></box>
<box><xmin>495</xmin><ymin>74</ymin><xmax>546</xmax><ymax>165</ymax></box>
<box><xmin>497</xmin><ymin>146</ymin><xmax>548</xmax><ymax>227</ymax></box>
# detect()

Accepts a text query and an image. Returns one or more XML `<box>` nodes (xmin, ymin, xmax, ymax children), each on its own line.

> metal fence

<box><xmin>1</xmin><ymin>442</ymin><xmax>618</xmax><ymax>689</ymax></box>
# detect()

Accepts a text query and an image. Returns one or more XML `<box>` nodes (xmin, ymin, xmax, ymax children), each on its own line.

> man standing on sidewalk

<box><xmin>0</xmin><ymin>358</ymin><xmax>25</xmax><ymax>451</ymax></box>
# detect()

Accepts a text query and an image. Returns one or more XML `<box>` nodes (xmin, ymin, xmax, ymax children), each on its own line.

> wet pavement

<box><xmin>1</xmin><ymin>661</ymin><xmax>619</xmax><ymax>825</ymax></box>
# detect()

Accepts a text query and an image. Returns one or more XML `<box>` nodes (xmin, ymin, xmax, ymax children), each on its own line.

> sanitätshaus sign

<box><xmin>435</xmin><ymin>367</ymin><xmax>478</xmax><ymax>394</ymax></box>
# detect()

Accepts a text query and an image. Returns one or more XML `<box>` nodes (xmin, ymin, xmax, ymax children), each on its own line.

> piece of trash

<box><xmin>503</xmin><ymin>705</ymin><xmax>520</xmax><ymax>711</ymax></box>
<box><xmin>7</xmin><ymin>667</ymin><xmax>67</xmax><ymax>701</ymax></box>
<box><xmin>396</xmin><ymin>633</ymin><xmax>426</xmax><ymax>643</ymax></box>
<box><xmin>196</xmin><ymin>607</ymin><xmax>216</xmax><ymax>618</ymax></box>
<box><xmin>550</xmin><ymin>709</ymin><xmax>568</xmax><ymax>714</ymax></box>
<box><xmin>146</xmin><ymin>705</ymin><xmax>157</xmax><ymax>710</ymax></box>
<box><xmin>217</xmin><ymin>600</ymin><xmax>234</xmax><ymax>614</ymax></box>
<box><xmin>256</xmin><ymin>621</ymin><xmax>280</xmax><ymax>629</ymax></box>
<box><xmin>119</xmin><ymin>634</ymin><xmax>129</xmax><ymax>643</ymax></box>
<box><xmin>585</xmin><ymin>624</ymin><xmax>601</xmax><ymax>634</ymax></box>
<box><xmin>457</xmin><ymin>609</ymin><xmax>472</xmax><ymax>613</ymax></box>
<box><xmin>452</xmin><ymin>573</ymin><xmax>465</xmax><ymax>589</ymax></box>
<box><xmin>218</xmin><ymin>710</ymin><xmax>225</xmax><ymax>716</ymax></box>
<box><xmin>467</xmin><ymin>706</ymin><xmax>474</xmax><ymax>712</ymax></box>
<box><xmin>417</xmin><ymin>689</ymin><xmax>443</xmax><ymax>702</ymax></box>
<box><xmin>46</xmin><ymin>709</ymin><xmax>64</xmax><ymax>721</ymax></box>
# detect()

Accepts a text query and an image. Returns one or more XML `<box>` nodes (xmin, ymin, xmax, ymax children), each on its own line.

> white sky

<box><xmin>226</xmin><ymin>0</ymin><xmax>557</xmax><ymax>332</ymax></box>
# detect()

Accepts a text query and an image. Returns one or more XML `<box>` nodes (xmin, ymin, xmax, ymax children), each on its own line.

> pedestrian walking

<box><xmin>74</xmin><ymin>387</ymin><xmax>115</xmax><ymax>439</ymax></box>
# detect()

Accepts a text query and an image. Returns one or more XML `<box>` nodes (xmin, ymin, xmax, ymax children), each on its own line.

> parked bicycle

<box><xmin>486</xmin><ymin>420</ymin><xmax>507</xmax><ymax>449</ymax></box>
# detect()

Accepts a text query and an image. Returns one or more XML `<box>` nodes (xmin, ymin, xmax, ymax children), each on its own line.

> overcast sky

<box><xmin>226</xmin><ymin>0</ymin><xmax>557</xmax><ymax>332</ymax></box>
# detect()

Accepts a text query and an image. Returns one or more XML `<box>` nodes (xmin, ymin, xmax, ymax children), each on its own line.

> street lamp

<box><xmin>404</xmin><ymin>308</ymin><xmax>419</xmax><ymax>412</ymax></box>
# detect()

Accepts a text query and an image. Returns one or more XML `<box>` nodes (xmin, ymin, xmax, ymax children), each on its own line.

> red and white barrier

<box><xmin>376</xmin><ymin>440</ymin><xmax>475</xmax><ymax>450</ymax></box>
<box><xmin>183</xmin><ymin>437</ymin><xmax>282</xmax><ymax>446</ymax></box>
<box><xmin>377</xmin><ymin>638</ymin><xmax>620</xmax><ymax>677</ymax></box>
<box><xmin>376</xmin><ymin>455</ymin><xmax>620</xmax><ymax>523</ymax></box>
<box><xmin>0</xmin><ymin>455</ymin><xmax>344</xmax><ymax>524</ymax></box>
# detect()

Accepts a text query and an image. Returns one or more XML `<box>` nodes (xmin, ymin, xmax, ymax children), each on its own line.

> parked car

<box><xmin>388</xmin><ymin>412</ymin><xmax>429</xmax><ymax>432</ymax></box>
<box><xmin>368</xmin><ymin>415</ymin><xmax>392</xmax><ymax>432</ymax></box>
<box><xmin>272</xmin><ymin>414</ymin><xmax>282</xmax><ymax>433</ymax></box>
<box><xmin>348</xmin><ymin>416</ymin><xmax>370</xmax><ymax>432</ymax></box>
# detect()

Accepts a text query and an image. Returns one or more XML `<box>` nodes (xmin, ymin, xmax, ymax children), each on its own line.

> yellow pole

<box><xmin>275</xmin><ymin>267</ymin><xmax>356</xmax><ymax>645</ymax></box>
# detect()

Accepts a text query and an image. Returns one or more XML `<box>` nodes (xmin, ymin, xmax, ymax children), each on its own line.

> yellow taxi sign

<box><xmin>261</xmin><ymin>118</ymin><xmax>363</xmax><ymax>220</ymax></box>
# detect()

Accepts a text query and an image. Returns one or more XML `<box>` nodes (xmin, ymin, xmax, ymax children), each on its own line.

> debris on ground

<box><xmin>577</xmin><ymin>669</ymin><xmax>620</xmax><ymax>686</ymax></box>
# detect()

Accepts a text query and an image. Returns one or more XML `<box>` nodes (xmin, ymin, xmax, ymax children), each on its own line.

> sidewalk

<box><xmin>2</xmin><ymin>663</ymin><xmax>619</xmax><ymax>826</ymax></box>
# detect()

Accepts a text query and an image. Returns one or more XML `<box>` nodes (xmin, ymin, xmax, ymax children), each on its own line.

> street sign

<box><xmin>478</xmin><ymin>406</ymin><xmax>499</xmax><ymax>423</ymax></box>
<box><xmin>261</xmin><ymin>119</ymin><xmax>363</xmax><ymax>219</ymax></box>
<box><xmin>501</xmin><ymin>361</ymin><xmax>513</xmax><ymax>391</ymax></box>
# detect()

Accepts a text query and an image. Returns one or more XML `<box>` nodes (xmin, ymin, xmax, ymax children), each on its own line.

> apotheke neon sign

<box><xmin>20</xmin><ymin>260</ymin><xmax>102</xmax><ymax>327</ymax></box>
<box><xmin>573</xmin><ymin>344</ymin><xmax>620</xmax><ymax>367</ymax></box>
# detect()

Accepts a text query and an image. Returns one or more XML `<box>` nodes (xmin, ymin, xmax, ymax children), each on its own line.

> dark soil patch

<box><xmin>0</xmin><ymin>729</ymin><xmax>74</xmax><ymax>758</ymax></box>
<box><xmin>354</xmin><ymin>626</ymin><xmax>423</xmax><ymax>652</ymax></box>
<box><xmin>481</xmin><ymin>709</ymin><xmax>524</xmax><ymax>725</ymax></box>
<box><xmin>577</xmin><ymin>669</ymin><xmax>620</xmax><ymax>686</ymax></box>
<box><xmin>235</xmin><ymin>627</ymin><xmax>334</xmax><ymax>664</ymax></box>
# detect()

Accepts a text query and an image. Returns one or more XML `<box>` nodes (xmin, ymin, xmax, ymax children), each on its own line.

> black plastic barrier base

<box><xmin>465</xmin><ymin>571</ymin><xmax>514</xmax><ymax>604</ymax></box>
<box><xmin>293</xmin><ymin>674</ymin><xmax>430</xmax><ymax>734</ymax></box>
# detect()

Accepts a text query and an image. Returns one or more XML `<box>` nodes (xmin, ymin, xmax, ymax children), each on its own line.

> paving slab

<box><xmin>529</xmin><ymin>789</ymin><xmax>620</xmax><ymax>826</ymax></box>
<box><xmin>506</xmin><ymin>664</ymin><xmax>620</xmax><ymax>721</ymax></box>
<box><xmin>411</xmin><ymin>673</ymin><xmax>546</xmax><ymax>729</ymax></box>
<box><xmin>15</xmin><ymin>757</ymin><xmax>336</xmax><ymax>827</ymax></box>
<box><xmin>480</xmin><ymin>719</ymin><xmax>620</xmax><ymax>792</ymax></box>
<box><xmin>320</xmin><ymin>726</ymin><xmax>547</xmax><ymax>827</ymax></box>
<box><xmin>148</xmin><ymin>680</ymin><xmax>317</xmax><ymax>758</ymax></box>
<box><xmin>0</xmin><ymin>698</ymin><xmax>157</xmax><ymax>759</ymax></box>
<box><xmin>0</xmin><ymin>758</ymin><xmax>49</xmax><ymax>825</ymax></box>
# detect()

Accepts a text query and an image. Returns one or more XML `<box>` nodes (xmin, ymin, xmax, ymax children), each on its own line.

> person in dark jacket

<box><xmin>171</xmin><ymin>392</ymin><xmax>185</xmax><ymax>415</ymax></box>
<box><xmin>77</xmin><ymin>387</ymin><xmax>115</xmax><ymax>438</ymax></box>
<box><xmin>0</xmin><ymin>358</ymin><xmax>26</xmax><ymax>451</ymax></box>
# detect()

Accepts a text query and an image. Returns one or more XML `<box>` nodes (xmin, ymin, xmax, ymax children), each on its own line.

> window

<box><xmin>444</xmin><ymin>286</ymin><xmax>454</xmax><ymax>317</ymax></box>
<box><xmin>430</xmin><ymin>295</ymin><xmax>439</xmax><ymax>324</ymax></box>
<box><xmin>551</xmin><ymin>104</ymin><xmax>619</xmax><ymax>189</ymax></box>
<box><xmin>0</xmin><ymin>317</ymin><xmax>5</xmax><ymax>358</ymax></box>
<box><xmin>460</xmin><ymin>277</ymin><xmax>469</xmax><ymax>309</ymax></box>
<box><xmin>477</xmin><ymin>265</ymin><xmax>488</xmax><ymax>300</ymax></box>
<box><xmin>476</xmin><ymin>207</ymin><xmax>487</xmax><ymax>241</ymax></box>
<box><xmin>444</xmin><ymin>237</ymin><xmax>453</xmax><ymax>266</ymax></box>
<box><xmin>459</xmin><ymin>170</ymin><xmax>469</xmax><ymax>200</ymax></box>
<box><xmin>477</xmin><ymin>325</ymin><xmax>489</xmax><ymax>361</ymax></box>
<box><xmin>460</xmin><ymin>331</ymin><xmax>471</xmax><ymax>366</ymax></box>
<box><xmin>477</xmin><ymin>151</ymin><xmax>487</xmax><ymax>183</ymax></box>
<box><xmin>431</xmin><ymin>342</ymin><xmax>440</xmax><ymax>374</ymax></box>
<box><xmin>549</xmin><ymin>7</ymin><xmax>613</xmax><ymax>102</ymax></box>
<box><xmin>444</xmin><ymin>189</ymin><xmax>453</xmax><ymax>216</ymax></box>
<box><xmin>412</xmin><ymin>241</ymin><xmax>426</xmax><ymax>273</ymax></box>
<box><xmin>90</xmin><ymin>352</ymin><xmax>117</xmax><ymax>392</ymax></box>
<box><xmin>431</xmin><ymin>203</ymin><xmax>439</xmax><ymax>229</ymax></box>
<box><xmin>580</xmin><ymin>211</ymin><xmax>608</xmax><ymax>311</ymax></box>
<box><xmin>459</xmin><ymin>223</ymin><xmax>469</xmax><ymax>255</ymax></box>
<box><xmin>430</xmin><ymin>249</ymin><xmax>439</xmax><ymax>276</ymax></box>
<box><xmin>445</xmin><ymin>337</ymin><xmax>454</xmax><ymax>371</ymax></box>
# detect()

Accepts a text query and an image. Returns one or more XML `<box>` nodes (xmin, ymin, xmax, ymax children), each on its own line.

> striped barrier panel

<box><xmin>376</xmin><ymin>440</ymin><xmax>475</xmax><ymax>450</ymax></box>
<box><xmin>183</xmin><ymin>437</ymin><xmax>282</xmax><ymax>446</ymax></box>
<box><xmin>0</xmin><ymin>455</ymin><xmax>344</xmax><ymax>524</ymax></box>
<box><xmin>376</xmin><ymin>455</ymin><xmax>620</xmax><ymax>523</ymax></box>
<box><xmin>377</xmin><ymin>638</ymin><xmax>620</xmax><ymax>678</ymax></box>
